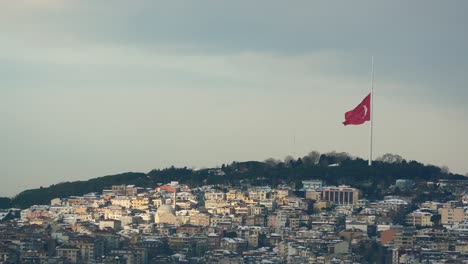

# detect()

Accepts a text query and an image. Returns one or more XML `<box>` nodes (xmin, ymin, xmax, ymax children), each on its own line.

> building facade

<box><xmin>321</xmin><ymin>186</ymin><xmax>360</xmax><ymax>205</ymax></box>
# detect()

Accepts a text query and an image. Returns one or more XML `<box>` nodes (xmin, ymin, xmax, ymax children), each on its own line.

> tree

<box><xmin>0</xmin><ymin>198</ymin><xmax>11</xmax><ymax>209</ymax></box>
<box><xmin>390</xmin><ymin>206</ymin><xmax>411</xmax><ymax>225</ymax></box>
<box><xmin>294</xmin><ymin>181</ymin><xmax>303</xmax><ymax>190</ymax></box>
<box><xmin>303</xmin><ymin>151</ymin><xmax>321</xmax><ymax>166</ymax></box>
<box><xmin>333</xmin><ymin>152</ymin><xmax>351</xmax><ymax>164</ymax></box>
<box><xmin>354</xmin><ymin>240</ymin><xmax>387</xmax><ymax>264</ymax></box>
<box><xmin>284</xmin><ymin>155</ymin><xmax>295</xmax><ymax>167</ymax></box>
<box><xmin>1</xmin><ymin>212</ymin><xmax>15</xmax><ymax>222</ymax></box>
<box><xmin>319</xmin><ymin>151</ymin><xmax>351</xmax><ymax>165</ymax></box>
<box><xmin>394</xmin><ymin>187</ymin><xmax>401</xmax><ymax>195</ymax></box>
<box><xmin>377</xmin><ymin>153</ymin><xmax>404</xmax><ymax>163</ymax></box>
<box><xmin>430</xmin><ymin>214</ymin><xmax>441</xmax><ymax>226</ymax></box>
<box><xmin>440</xmin><ymin>166</ymin><xmax>450</xmax><ymax>174</ymax></box>
<box><xmin>258</xmin><ymin>233</ymin><xmax>268</xmax><ymax>247</ymax></box>
<box><xmin>264</xmin><ymin>158</ymin><xmax>280</xmax><ymax>167</ymax></box>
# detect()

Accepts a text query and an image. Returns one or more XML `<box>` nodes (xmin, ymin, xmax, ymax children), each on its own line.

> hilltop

<box><xmin>1</xmin><ymin>152</ymin><xmax>464</xmax><ymax>209</ymax></box>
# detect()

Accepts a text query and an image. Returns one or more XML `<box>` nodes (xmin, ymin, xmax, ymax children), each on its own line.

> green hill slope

<box><xmin>2</xmin><ymin>153</ymin><xmax>464</xmax><ymax>209</ymax></box>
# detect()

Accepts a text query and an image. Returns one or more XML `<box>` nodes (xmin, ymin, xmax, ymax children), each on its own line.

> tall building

<box><xmin>440</xmin><ymin>201</ymin><xmax>465</xmax><ymax>225</ymax></box>
<box><xmin>321</xmin><ymin>186</ymin><xmax>360</xmax><ymax>205</ymax></box>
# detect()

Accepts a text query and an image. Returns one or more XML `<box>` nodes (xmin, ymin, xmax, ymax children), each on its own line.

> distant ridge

<box><xmin>1</xmin><ymin>152</ymin><xmax>464</xmax><ymax>209</ymax></box>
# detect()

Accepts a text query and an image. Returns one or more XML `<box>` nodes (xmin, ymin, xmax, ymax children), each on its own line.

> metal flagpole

<box><xmin>369</xmin><ymin>56</ymin><xmax>374</xmax><ymax>166</ymax></box>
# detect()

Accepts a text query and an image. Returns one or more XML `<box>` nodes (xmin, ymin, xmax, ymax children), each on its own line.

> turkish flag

<box><xmin>343</xmin><ymin>93</ymin><xmax>371</xmax><ymax>126</ymax></box>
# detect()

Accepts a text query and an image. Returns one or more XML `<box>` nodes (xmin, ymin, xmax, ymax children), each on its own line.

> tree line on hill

<box><xmin>0</xmin><ymin>151</ymin><xmax>464</xmax><ymax>209</ymax></box>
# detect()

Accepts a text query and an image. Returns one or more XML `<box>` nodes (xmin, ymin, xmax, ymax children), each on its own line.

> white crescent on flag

<box><xmin>362</xmin><ymin>105</ymin><xmax>368</xmax><ymax>119</ymax></box>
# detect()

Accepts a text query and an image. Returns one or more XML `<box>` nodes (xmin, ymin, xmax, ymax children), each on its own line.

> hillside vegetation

<box><xmin>1</xmin><ymin>152</ymin><xmax>464</xmax><ymax>209</ymax></box>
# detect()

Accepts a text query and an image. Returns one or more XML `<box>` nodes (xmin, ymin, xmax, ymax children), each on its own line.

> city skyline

<box><xmin>2</xmin><ymin>0</ymin><xmax>468</xmax><ymax>196</ymax></box>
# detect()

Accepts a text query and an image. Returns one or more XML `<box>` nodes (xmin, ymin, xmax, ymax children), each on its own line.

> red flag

<box><xmin>343</xmin><ymin>93</ymin><xmax>371</xmax><ymax>126</ymax></box>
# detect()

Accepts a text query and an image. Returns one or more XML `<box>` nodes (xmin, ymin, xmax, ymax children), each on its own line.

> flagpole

<box><xmin>369</xmin><ymin>56</ymin><xmax>374</xmax><ymax>166</ymax></box>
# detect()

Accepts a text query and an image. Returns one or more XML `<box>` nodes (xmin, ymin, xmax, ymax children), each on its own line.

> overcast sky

<box><xmin>1</xmin><ymin>0</ymin><xmax>467</xmax><ymax>196</ymax></box>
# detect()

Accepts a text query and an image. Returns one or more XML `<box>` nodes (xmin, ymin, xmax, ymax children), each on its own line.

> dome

<box><xmin>157</xmin><ymin>205</ymin><xmax>175</xmax><ymax>215</ymax></box>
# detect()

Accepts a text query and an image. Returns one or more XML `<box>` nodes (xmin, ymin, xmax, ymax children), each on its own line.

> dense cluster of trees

<box><xmin>0</xmin><ymin>198</ymin><xmax>11</xmax><ymax>209</ymax></box>
<box><xmin>0</xmin><ymin>151</ymin><xmax>464</xmax><ymax>209</ymax></box>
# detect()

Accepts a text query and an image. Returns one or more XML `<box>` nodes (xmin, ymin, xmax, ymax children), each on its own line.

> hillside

<box><xmin>1</xmin><ymin>152</ymin><xmax>465</xmax><ymax>209</ymax></box>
